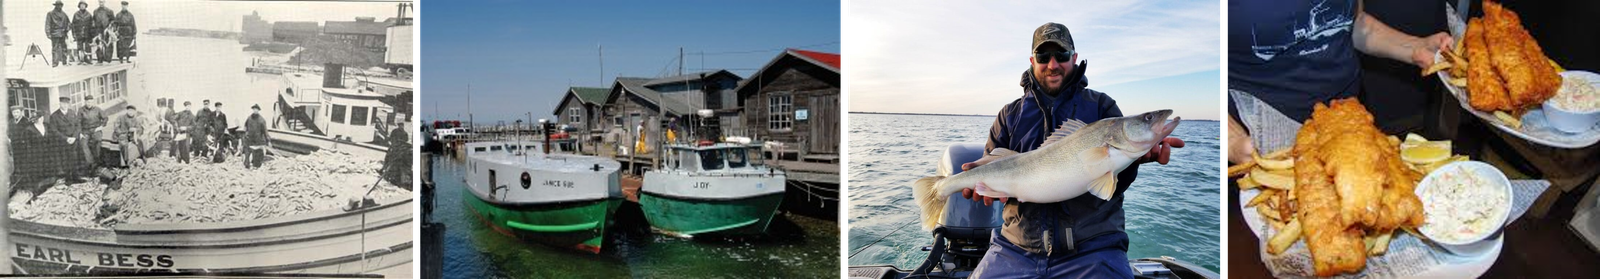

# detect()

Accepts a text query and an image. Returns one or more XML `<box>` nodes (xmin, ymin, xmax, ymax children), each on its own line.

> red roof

<box><xmin>790</xmin><ymin>49</ymin><xmax>840</xmax><ymax>69</ymax></box>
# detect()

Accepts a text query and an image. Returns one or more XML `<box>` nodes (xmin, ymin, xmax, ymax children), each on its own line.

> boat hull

<box><xmin>463</xmin><ymin>190</ymin><xmax>619</xmax><ymax>254</ymax></box>
<box><xmin>639</xmin><ymin>191</ymin><xmax>785</xmax><ymax>236</ymax></box>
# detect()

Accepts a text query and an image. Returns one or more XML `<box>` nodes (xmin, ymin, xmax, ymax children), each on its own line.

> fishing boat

<box><xmin>847</xmin><ymin>143</ymin><xmax>1217</xmax><ymax>279</ymax></box>
<box><xmin>460</xmin><ymin>138</ymin><xmax>623</xmax><ymax>253</ymax></box>
<box><xmin>640</xmin><ymin>140</ymin><xmax>786</xmax><ymax>237</ymax></box>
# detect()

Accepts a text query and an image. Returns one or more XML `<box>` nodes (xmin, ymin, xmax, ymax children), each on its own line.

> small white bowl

<box><xmin>1543</xmin><ymin>71</ymin><xmax>1600</xmax><ymax>133</ymax></box>
<box><xmin>1415</xmin><ymin>161</ymin><xmax>1512</xmax><ymax>256</ymax></box>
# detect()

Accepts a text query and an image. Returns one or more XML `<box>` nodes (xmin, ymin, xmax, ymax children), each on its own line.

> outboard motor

<box><xmin>908</xmin><ymin>143</ymin><xmax>1004</xmax><ymax>276</ymax></box>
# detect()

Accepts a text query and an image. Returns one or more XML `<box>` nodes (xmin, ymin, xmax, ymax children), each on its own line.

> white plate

<box><xmin>1434</xmin><ymin>53</ymin><xmax>1600</xmax><ymax>148</ymax></box>
<box><xmin>1239</xmin><ymin>189</ymin><xmax>1502</xmax><ymax>278</ymax></box>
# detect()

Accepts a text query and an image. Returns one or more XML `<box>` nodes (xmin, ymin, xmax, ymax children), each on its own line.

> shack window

<box><xmin>106</xmin><ymin>72</ymin><xmax>125</xmax><ymax>100</ymax></box>
<box><xmin>769</xmin><ymin>94</ymin><xmax>792</xmax><ymax>131</ymax></box>
<box><xmin>568</xmin><ymin>107</ymin><xmax>582</xmax><ymax>123</ymax></box>
<box><xmin>351</xmin><ymin>106</ymin><xmax>370</xmax><ymax>126</ymax></box>
<box><xmin>8</xmin><ymin>88</ymin><xmax>41</xmax><ymax>116</ymax></box>
<box><xmin>331</xmin><ymin>104</ymin><xmax>347</xmax><ymax>124</ymax></box>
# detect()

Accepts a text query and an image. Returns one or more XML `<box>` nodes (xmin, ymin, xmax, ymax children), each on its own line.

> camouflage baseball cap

<box><xmin>1032</xmin><ymin>22</ymin><xmax>1075</xmax><ymax>53</ymax></box>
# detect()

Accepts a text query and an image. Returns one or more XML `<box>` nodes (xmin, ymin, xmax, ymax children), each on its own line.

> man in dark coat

<box><xmin>113</xmin><ymin>1</ymin><xmax>135</xmax><ymax>62</ymax></box>
<box><xmin>174</xmin><ymin>101</ymin><xmax>194</xmax><ymax>163</ymax></box>
<box><xmin>46</xmin><ymin>97</ymin><xmax>83</xmax><ymax>182</ymax></box>
<box><xmin>71</xmin><ymin>1</ymin><xmax>93</xmax><ymax>65</ymax></box>
<box><xmin>46</xmin><ymin>1</ymin><xmax>71</xmax><ymax>67</ymax></box>
<box><xmin>92</xmin><ymin>0</ymin><xmax>115</xmax><ymax>63</ymax></box>
<box><xmin>11</xmin><ymin>106</ymin><xmax>43</xmax><ymax>195</ymax></box>
<box><xmin>382</xmin><ymin>117</ymin><xmax>411</xmax><ymax>188</ymax></box>
<box><xmin>242</xmin><ymin>105</ymin><xmax>268</xmax><ymax>169</ymax></box>
<box><xmin>209</xmin><ymin>102</ymin><xmax>229</xmax><ymax>163</ymax></box>
<box><xmin>193</xmin><ymin>99</ymin><xmax>212</xmax><ymax>158</ymax></box>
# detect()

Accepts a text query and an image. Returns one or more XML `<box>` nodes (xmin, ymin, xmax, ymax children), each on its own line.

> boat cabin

<box><xmin>6</xmin><ymin>63</ymin><xmax>134</xmax><ymax>119</ymax></box>
<box><xmin>662</xmin><ymin>142</ymin><xmax>770</xmax><ymax>173</ymax></box>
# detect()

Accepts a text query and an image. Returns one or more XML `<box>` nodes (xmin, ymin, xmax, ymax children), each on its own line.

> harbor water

<box><xmin>846</xmin><ymin>113</ymin><xmax>1221</xmax><ymax>273</ymax></box>
<box><xmin>431</xmin><ymin>156</ymin><xmax>841</xmax><ymax>278</ymax></box>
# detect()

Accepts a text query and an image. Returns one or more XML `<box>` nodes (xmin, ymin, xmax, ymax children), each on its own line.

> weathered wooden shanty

<box><xmin>735</xmin><ymin>49</ymin><xmax>840</xmax><ymax>160</ymax></box>
<box><xmin>553</xmin><ymin>86</ymin><xmax>611</xmax><ymax>135</ymax></box>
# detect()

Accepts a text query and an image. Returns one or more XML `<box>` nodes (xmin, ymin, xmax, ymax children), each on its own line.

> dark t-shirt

<box><xmin>1229</xmin><ymin>0</ymin><xmax>1360</xmax><ymax>122</ymax></box>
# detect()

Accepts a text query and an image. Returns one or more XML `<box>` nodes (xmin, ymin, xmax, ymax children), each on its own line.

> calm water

<box><xmin>431</xmin><ymin>156</ymin><xmax>840</xmax><ymax>278</ymax></box>
<box><xmin>846</xmin><ymin>113</ymin><xmax>1221</xmax><ymax>273</ymax></box>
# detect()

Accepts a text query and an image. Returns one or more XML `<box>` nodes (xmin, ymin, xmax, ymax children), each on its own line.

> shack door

<box><xmin>808</xmin><ymin>94</ymin><xmax>838</xmax><ymax>154</ymax></box>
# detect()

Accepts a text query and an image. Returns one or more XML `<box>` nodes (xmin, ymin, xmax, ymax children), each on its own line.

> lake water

<box><xmin>431</xmin><ymin>156</ymin><xmax>841</xmax><ymax>278</ymax></box>
<box><xmin>845</xmin><ymin>113</ymin><xmax>1221</xmax><ymax>273</ymax></box>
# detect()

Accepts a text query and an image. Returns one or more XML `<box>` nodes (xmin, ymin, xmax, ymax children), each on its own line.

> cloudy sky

<box><xmin>846</xmin><ymin>0</ymin><xmax>1221</xmax><ymax>120</ymax></box>
<box><xmin>422</xmin><ymin>1</ymin><xmax>840</xmax><ymax>123</ymax></box>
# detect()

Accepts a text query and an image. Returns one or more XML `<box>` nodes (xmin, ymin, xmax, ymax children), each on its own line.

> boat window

<box><xmin>351</xmin><ymin>106</ymin><xmax>370</xmax><ymax>126</ymax></box>
<box><xmin>726</xmin><ymin>148</ymin><xmax>748</xmax><ymax>168</ymax></box>
<box><xmin>699</xmin><ymin>149</ymin><xmax>725</xmax><ymax>170</ymax></box>
<box><xmin>473</xmin><ymin>147</ymin><xmax>487</xmax><ymax>152</ymax></box>
<box><xmin>746</xmin><ymin>148</ymin><xmax>765</xmax><ymax>166</ymax></box>
<box><xmin>331</xmin><ymin>104</ymin><xmax>347</xmax><ymax>124</ymax></box>
<box><xmin>490</xmin><ymin>145</ymin><xmax>502</xmax><ymax>151</ymax></box>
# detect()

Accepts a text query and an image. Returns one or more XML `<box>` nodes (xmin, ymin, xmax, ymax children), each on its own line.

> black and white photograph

<box><xmin>0</xmin><ymin>0</ymin><xmax>415</xmax><ymax>276</ymax></box>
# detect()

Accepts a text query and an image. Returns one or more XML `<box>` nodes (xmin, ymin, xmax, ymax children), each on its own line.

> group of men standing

<box><xmin>157</xmin><ymin>100</ymin><xmax>270</xmax><ymax>169</ymax></box>
<box><xmin>46</xmin><ymin>0</ymin><xmax>136</xmax><ymax>67</ymax></box>
<box><xmin>9</xmin><ymin>96</ymin><xmax>116</xmax><ymax>193</ymax></box>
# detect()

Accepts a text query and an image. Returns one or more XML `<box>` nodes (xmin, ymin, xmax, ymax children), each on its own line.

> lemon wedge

<box><xmin>1401</xmin><ymin>142</ymin><xmax>1451</xmax><ymax>165</ymax></box>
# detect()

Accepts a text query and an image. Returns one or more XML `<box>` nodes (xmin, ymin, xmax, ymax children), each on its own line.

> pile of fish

<box><xmin>8</xmin><ymin>150</ymin><xmax>409</xmax><ymax>228</ymax></box>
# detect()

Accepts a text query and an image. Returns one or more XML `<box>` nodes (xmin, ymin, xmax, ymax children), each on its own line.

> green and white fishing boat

<box><xmin>462</xmin><ymin>140</ymin><xmax>622</xmax><ymax>253</ymax></box>
<box><xmin>641</xmin><ymin>141</ymin><xmax>786</xmax><ymax>237</ymax></box>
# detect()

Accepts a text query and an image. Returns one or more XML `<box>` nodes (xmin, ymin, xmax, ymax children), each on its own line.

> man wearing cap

<box><xmin>113</xmin><ymin>0</ymin><xmax>135</xmax><ymax>63</ymax></box>
<box><xmin>46</xmin><ymin>97</ymin><xmax>84</xmax><ymax>181</ymax></box>
<box><xmin>242</xmin><ymin>104</ymin><xmax>268</xmax><ymax>169</ymax></box>
<box><xmin>954</xmin><ymin>22</ymin><xmax>1185</xmax><ymax>278</ymax></box>
<box><xmin>194</xmin><ymin>99</ymin><xmax>212</xmax><ymax>158</ymax></box>
<box><xmin>174</xmin><ymin>101</ymin><xmax>194</xmax><ymax>163</ymax></box>
<box><xmin>92</xmin><ymin>0</ymin><xmax>115</xmax><ymax>63</ymax></box>
<box><xmin>79</xmin><ymin>95</ymin><xmax>107</xmax><ymax>172</ymax></box>
<box><xmin>11</xmin><ymin>106</ymin><xmax>45</xmax><ymax>194</ymax></box>
<box><xmin>71</xmin><ymin>0</ymin><xmax>93</xmax><ymax>64</ymax></box>
<box><xmin>47</xmin><ymin>1</ymin><xmax>71</xmax><ymax>67</ymax></box>
<box><xmin>210</xmin><ymin>102</ymin><xmax>229</xmax><ymax>161</ymax></box>
<box><xmin>114</xmin><ymin>105</ymin><xmax>144</xmax><ymax>167</ymax></box>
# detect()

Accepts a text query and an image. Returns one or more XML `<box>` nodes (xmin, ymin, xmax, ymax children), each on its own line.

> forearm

<box><xmin>1352</xmin><ymin>9</ymin><xmax>1424</xmax><ymax>65</ymax></box>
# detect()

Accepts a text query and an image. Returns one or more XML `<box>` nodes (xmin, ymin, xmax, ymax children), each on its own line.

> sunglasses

<box><xmin>1034</xmin><ymin>50</ymin><xmax>1074</xmax><ymax>64</ymax></box>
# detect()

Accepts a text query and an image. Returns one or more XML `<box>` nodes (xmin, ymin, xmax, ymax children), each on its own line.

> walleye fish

<box><xmin>911</xmin><ymin>109</ymin><xmax>1180</xmax><ymax>230</ymax></box>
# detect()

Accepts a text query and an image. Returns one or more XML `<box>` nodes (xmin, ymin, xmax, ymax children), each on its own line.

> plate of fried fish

<box><xmin>1231</xmin><ymin>98</ymin><xmax>1502</xmax><ymax>277</ymax></box>
<box><xmin>1430</xmin><ymin>1</ymin><xmax>1600</xmax><ymax>148</ymax></box>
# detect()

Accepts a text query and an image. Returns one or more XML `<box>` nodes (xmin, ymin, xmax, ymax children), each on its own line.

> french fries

<box><xmin>1249</xmin><ymin>167</ymin><xmax>1295</xmax><ymax>190</ymax></box>
<box><xmin>1268</xmin><ymin>219</ymin><xmax>1302</xmax><ymax>255</ymax></box>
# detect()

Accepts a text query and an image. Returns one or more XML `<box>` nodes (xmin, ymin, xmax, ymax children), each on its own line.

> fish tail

<box><xmin>912</xmin><ymin>176</ymin><xmax>948</xmax><ymax>231</ymax></box>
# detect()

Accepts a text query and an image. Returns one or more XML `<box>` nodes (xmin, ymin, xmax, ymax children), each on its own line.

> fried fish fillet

<box><xmin>1484</xmin><ymin>1</ymin><xmax>1561</xmax><ymax>110</ymax></box>
<box><xmin>1465</xmin><ymin>18</ymin><xmax>1511</xmax><ymax>112</ymax></box>
<box><xmin>1310</xmin><ymin>99</ymin><xmax>1386</xmax><ymax>228</ymax></box>
<box><xmin>1294</xmin><ymin>116</ymin><xmax>1367</xmax><ymax>276</ymax></box>
<box><xmin>1374</xmin><ymin>134</ymin><xmax>1425</xmax><ymax>231</ymax></box>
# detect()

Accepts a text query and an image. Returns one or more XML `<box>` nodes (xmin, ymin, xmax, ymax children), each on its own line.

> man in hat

<box><xmin>46</xmin><ymin>1</ymin><xmax>71</xmax><ymax>67</ymax></box>
<box><xmin>92</xmin><ymin>0</ymin><xmax>115</xmax><ymax>63</ymax></box>
<box><xmin>382</xmin><ymin>115</ymin><xmax>411</xmax><ymax>187</ymax></box>
<box><xmin>210</xmin><ymin>102</ymin><xmax>228</xmax><ymax>158</ymax></box>
<box><xmin>46</xmin><ymin>96</ymin><xmax>83</xmax><ymax>182</ymax></box>
<box><xmin>174</xmin><ymin>101</ymin><xmax>194</xmax><ymax>163</ymax></box>
<box><xmin>955</xmin><ymin>22</ymin><xmax>1184</xmax><ymax>278</ymax></box>
<box><xmin>71</xmin><ymin>0</ymin><xmax>93</xmax><ymax>64</ymax></box>
<box><xmin>194</xmin><ymin>99</ymin><xmax>212</xmax><ymax>158</ymax></box>
<box><xmin>114</xmin><ymin>105</ymin><xmax>145</xmax><ymax>167</ymax></box>
<box><xmin>11</xmin><ymin>106</ymin><xmax>44</xmax><ymax>194</ymax></box>
<box><xmin>112</xmin><ymin>0</ymin><xmax>135</xmax><ymax>63</ymax></box>
<box><xmin>242</xmin><ymin>104</ymin><xmax>268</xmax><ymax>169</ymax></box>
<box><xmin>79</xmin><ymin>95</ymin><xmax>107</xmax><ymax>172</ymax></box>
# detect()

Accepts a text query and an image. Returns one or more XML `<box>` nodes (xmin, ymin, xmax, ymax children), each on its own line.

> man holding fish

<box><xmin>910</xmin><ymin>22</ymin><xmax>1186</xmax><ymax>278</ymax></box>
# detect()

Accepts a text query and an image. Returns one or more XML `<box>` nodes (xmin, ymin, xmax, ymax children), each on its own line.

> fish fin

<box><xmin>1041</xmin><ymin>119</ymin><xmax>1089</xmax><ymax>147</ymax></box>
<box><xmin>1089</xmin><ymin>171</ymin><xmax>1117</xmax><ymax>200</ymax></box>
<box><xmin>987</xmin><ymin>147</ymin><xmax>1019</xmax><ymax>157</ymax></box>
<box><xmin>912</xmin><ymin>176</ymin><xmax>949</xmax><ymax>231</ymax></box>
<box><xmin>1079</xmin><ymin>144</ymin><xmax>1110</xmax><ymax>161</ymax></box>
<box><xmin>975</xmin><ymin>181</ymin><xmax>1010</xmax><ymax>199</ymax></box>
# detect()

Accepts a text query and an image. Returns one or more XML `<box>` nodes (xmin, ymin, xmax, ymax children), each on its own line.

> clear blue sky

<box><xmin>421</xmin><ymin>0</ymin><xmax>841</xmax><ymax>123</ymax></box>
